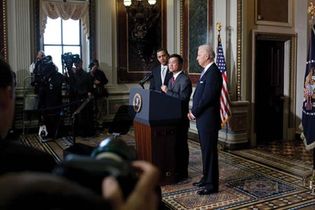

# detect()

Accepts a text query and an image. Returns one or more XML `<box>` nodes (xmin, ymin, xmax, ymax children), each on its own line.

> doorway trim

<box><xmin>251</xmin><ymin>29</ymin><xmax>297</xmax><ymax>145</ymax></box>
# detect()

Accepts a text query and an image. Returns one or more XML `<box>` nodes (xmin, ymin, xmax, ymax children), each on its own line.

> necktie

<box><xmin>200</xmin><ymin>69</ymin><xmax>206</xmax><ymax>79</ymax></box>
<box><xmin>161</xmin><ymin>66</ymin><xmax>166</xmax><ymax>83</ymax></box>
<box><xmin>163</xmin><ymin>66</ymin><xmax>167</xmax><ymax>77</ymax></box>
<box><xmin>171</xmin><ymin>77</ymin><xmax>175</xmax><ymax>87</ymax></box>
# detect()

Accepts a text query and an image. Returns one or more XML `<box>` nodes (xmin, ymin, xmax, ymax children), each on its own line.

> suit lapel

<box><xmin>172</xmin><ymin>72</ymin><xmax>184</xmax><ymax>90</ymax></box>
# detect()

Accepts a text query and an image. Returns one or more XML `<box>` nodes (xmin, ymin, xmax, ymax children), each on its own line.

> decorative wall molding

<box><xmin>237</xmin><ymin>0</ymin><xmax>242</xmax><ymax>100</ymax></box>
<box><xmin>0</xmin><ymin>0</ymin><xmax>8</xmax><ymax>61</ymax></box>
<box><xmin>182</xmin><ymin>0</ymin><xmax>213</xmax><ymax>84</ymax></box>
<box><xmin>116</xmin><ymin>0</ymin><xmax>166</xmax><ymax>83</ymax></box>
<box><xmin>255</xmin><ymin>0</ymin><xmax>293</xmax><ymax>27</ymax></box>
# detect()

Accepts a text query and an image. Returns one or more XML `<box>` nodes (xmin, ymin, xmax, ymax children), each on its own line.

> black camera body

<box><xmin>61</xmin><ymin>52</ymin><xmax>80</xmax><ymax>71</ymax></box>
<box><xmin>41</xmin><ymin>55</ymin><xmax>53</xmax><ymax>65</ymax></box>
<box><xmin>54</xmin><ymin>135</ymin><xmax>138</xmax><ymax>198</ymax></box>
<box><xmin>31</xmin><ymin>55</ymin><xmax>53</xmax><ymax>89</ymax></box>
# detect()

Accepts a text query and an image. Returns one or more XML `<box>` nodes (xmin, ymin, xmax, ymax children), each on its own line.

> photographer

<box><xmin>0</xmin><ymin>161</ymin><xmax>160</xmax><ymax>210</ymax></box>
<box><xmin>29</xmin><ymin>50</ymin><xmax>45</xmax><ymax>72</ymax></box>
<box><xmin>68</xmin><ymin>58</ymin><xmax>95</xmax><ymax>137</ymax></box>
<box><xmin>30</xmin><ymin>51</ymin><xmax>46</xmax><ymax>94</ymax></box>
<box><xmin>89</xmin><ymin>59</ymin><xmax>109</xmax><ymax>130</ymax></box>
<box><xmin>0</xmin><ymin>59</ymin><xmax>56</xmax><ymax>175</ymax></box>
<box><xmin>36</xmin><ymin>56</ymin><xmax>64</xmax><ymax>140</ymax></box>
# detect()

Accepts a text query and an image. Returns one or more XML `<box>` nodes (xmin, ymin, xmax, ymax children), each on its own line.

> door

<box><xmin>255</xmin><ymin>39</ymin><xmax>284</xmax><ymax>144</ymax></box>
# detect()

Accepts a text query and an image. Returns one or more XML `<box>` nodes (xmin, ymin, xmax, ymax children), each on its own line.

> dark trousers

<box><xmin>198</xmin><ymin>128</ymin><xmax>219</xmax><ymax>190</ymax></box>
<box><xmin>175</xmin><ymin>121</ymin><xmax>189</xmax><ymax>178</ymax></box>
<box><xmin>43</xmin><ymin>111</ymin><xmax>62</xmax><ymax>138</ymax></box>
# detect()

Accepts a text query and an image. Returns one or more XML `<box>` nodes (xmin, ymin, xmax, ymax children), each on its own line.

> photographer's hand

<box><xmin>102</xmin><ymin>160</ymin><xmax>160</xmax><ymax>210</ymax></box>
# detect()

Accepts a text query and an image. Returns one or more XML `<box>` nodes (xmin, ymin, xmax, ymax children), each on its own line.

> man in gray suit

<box><xmin>161</xmin><ymin>54</ymin><xmax>192</xmax><ymax>182</ymax></box>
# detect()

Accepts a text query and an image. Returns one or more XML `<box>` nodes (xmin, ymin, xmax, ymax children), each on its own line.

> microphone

<box><xmin>139</xmin><ymin>73</ymin><xmax>153</xmax><ymax>88</ymax></box>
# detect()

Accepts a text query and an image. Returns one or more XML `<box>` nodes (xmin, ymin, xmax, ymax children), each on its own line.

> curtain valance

<box><xmin>40</xmin><ymin>0</ymin><xmax>89</xmax><ymax>37</ymax></box>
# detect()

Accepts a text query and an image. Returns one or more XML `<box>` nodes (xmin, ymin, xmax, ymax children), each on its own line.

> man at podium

<box><xmin>149</xmin><ymin>48</ymin><xmax>173</xmax><ymax>91</ymax></box>
<box><xmin>161</xmin><ymin>54</ymin><xmax>192</xmax><ymax>182</ymax></box>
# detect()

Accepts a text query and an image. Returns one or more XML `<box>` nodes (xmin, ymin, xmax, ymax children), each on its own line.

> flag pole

<box><xmin>216</xmin><ymin>22</ymin><xmax>228</xmax><ymax>151</ymax></box>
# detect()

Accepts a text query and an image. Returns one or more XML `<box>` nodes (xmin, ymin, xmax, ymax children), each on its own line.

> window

<box><xmin>43</xmin><ymin>17</ymin><xmax>81</xmax><ymax>72</ymax></box>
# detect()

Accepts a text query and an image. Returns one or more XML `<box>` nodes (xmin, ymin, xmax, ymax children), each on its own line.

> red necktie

<box><xmin>171</xmin><ymin>77</ymin><xmax>175</xmax><ymax>86</ymax></box>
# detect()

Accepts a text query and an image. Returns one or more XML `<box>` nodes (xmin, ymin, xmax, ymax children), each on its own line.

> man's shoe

<box><xmin>192</xmin><ymin>181</ymin><xmax>206</xmax><ymax>187</ymax></box>
<box><xmin>197</xmin><ymin>189</ymin><xmax>218</xmax><ymax>195</ymax></box>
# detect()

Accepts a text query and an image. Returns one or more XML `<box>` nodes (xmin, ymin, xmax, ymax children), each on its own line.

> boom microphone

<box><xmin>139</xmin><ymin>73</ymin><xmax>153</xmax><ymax>88</ymax></box>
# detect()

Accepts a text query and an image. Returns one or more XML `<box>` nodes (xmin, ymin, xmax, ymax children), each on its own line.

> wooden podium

<box><xmin>129</xmin><ymin>88</ymin><xmax>182</xmax><ymax>185</ymax></box>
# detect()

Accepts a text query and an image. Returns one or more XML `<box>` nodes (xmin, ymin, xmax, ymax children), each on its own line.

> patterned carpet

<box><xmin>19</xmin><ymin>134</ymin><xmax>315</xmax><ymax>209</ymax></box>
<box><xmin>230</xmin><ymin>149</ymin><xmax>312</xmax><ymax>180</ymax></box>
<box><xmin>161</xmin><ymin>141</ymin><xmax>315</xmax><ymax>210</ymax></box>
<box><xmin>19</xmin><ymin>133</ymin><xmax>110</xmax><ymax>163</ymax></box>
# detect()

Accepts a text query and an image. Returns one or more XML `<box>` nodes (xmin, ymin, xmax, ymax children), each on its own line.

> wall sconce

<box><xmin>123</xmin><ymin>0</ymin><xmax>156</xmax><ymax>7</ymax></box>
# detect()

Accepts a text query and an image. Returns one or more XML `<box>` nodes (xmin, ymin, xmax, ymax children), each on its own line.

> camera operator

<box><xmin>30</xmin><ymin>50</ymin><xmax>46</xmax><ymax>94</ymax></box>
<box><xmin>68</xmin><ymin>58</ymin><xmax>95</xmax><ymax>137</ymax></box>
<box><xmin>89</xmin><ymin>59</ymin><xmax>109</xmax><ymax>130</ymax></box>
<box><xmin>36</xmin><ymin>56</ymin><xmax>64</xmax><ymax>140</ymax></box>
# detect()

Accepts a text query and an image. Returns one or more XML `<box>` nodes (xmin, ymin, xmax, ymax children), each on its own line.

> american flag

<box><xmin>301</xmin><ymin>24</ymin><xmax>315</xmax><ymax>150</ymax></box>
<box><xmin>216</xmin><ymin>35</ymin><xmax>232</xmax><ymax>127</ymax></box>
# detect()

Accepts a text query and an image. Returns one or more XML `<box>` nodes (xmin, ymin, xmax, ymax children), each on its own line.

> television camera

<box><xmin>61</xmin><ymin>52</ymin><xmax>80</xmax><ymax>72</ymax></box>
<box><xmin>61</xmin><ymin>52</ymin><xmax>81</xmax><ymax>97</ymax></box>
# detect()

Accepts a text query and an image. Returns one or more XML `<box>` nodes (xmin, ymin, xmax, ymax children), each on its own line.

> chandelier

<box><xmin>123</xmin><ymin>0</ymin><xmax>156</xmax><ymax>7</ymax></box>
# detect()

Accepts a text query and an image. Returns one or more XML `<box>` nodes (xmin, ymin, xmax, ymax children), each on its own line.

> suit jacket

<box><xmin>192</xmin><ymin>63</ymin><xmax>222</xmax><ymax>131</ymax></box>
<box><xmin>166</xmin><ymin>72</ymin><xmax>192</xmax><ymax>119</ymax></box>
<box><xmin>0</xmin><ymin>138</ymin><xmax>56</xmax><ymax>175</ymax></box>
<box><xmin>149</xmin><ymin>65</ymin><xmax>172</xmax><ymax>91</ymax></box>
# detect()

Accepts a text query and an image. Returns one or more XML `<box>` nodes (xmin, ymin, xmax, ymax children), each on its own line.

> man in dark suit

<box><xmin>0</xmin><ymin>59</ymin><xmax>56</xmax><ymax>174</ymax></box>
<box><xmin>149</xmin><ymin>48</ymin><xmax>173</xmax><ymax>91</ymax></box>
<box><xmin>188</xmin><ymin>44</ymin><xmax>223</xmax><ymax>195</ymax></box>
<box><xmin>161</xmin><ymin>54</ymin><xmax>192</xmax><ymax>182</ymax></box>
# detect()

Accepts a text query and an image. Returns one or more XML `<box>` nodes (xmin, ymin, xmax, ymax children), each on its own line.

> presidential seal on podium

<box><xmin>133</xmin><ymin>93</ymin><xmax>142</xmax><ymax>113</ymax></box>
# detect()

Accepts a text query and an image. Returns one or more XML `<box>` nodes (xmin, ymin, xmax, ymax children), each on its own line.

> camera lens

<box><xmin>53</xmin><ymin>135</ymin><xmax>138</xmax><ymax>197</ymax></box>
<box><xmin>91</xmin><ymin>136</ymin><xmax>137</xmax><ymax>161</ymax></box>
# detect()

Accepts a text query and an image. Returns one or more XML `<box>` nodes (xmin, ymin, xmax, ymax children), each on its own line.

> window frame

<box><xmin>42</xmin><ymin>17</ymin><xmax>83</xmax><ymax>73</ymax></box>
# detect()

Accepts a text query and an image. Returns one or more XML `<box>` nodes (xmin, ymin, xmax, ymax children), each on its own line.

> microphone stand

<box><xmin>70</xmin><ymin>96</ymin><xmax>93</xmax><ymax>145</ymax></box>
<box><xmin>64</xmin><ymin>96</ymin><xmax>95</xmax><ymax>157</ymax></box>
<box><xmin>138</xmin><ymin>73</ymin><xmax>153</xmax><ymax>89</ymax></box>
<box><xmin>139</xmin><ymin>82</ymin><xmax>145</xmax><ymax>89</ymax></box>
